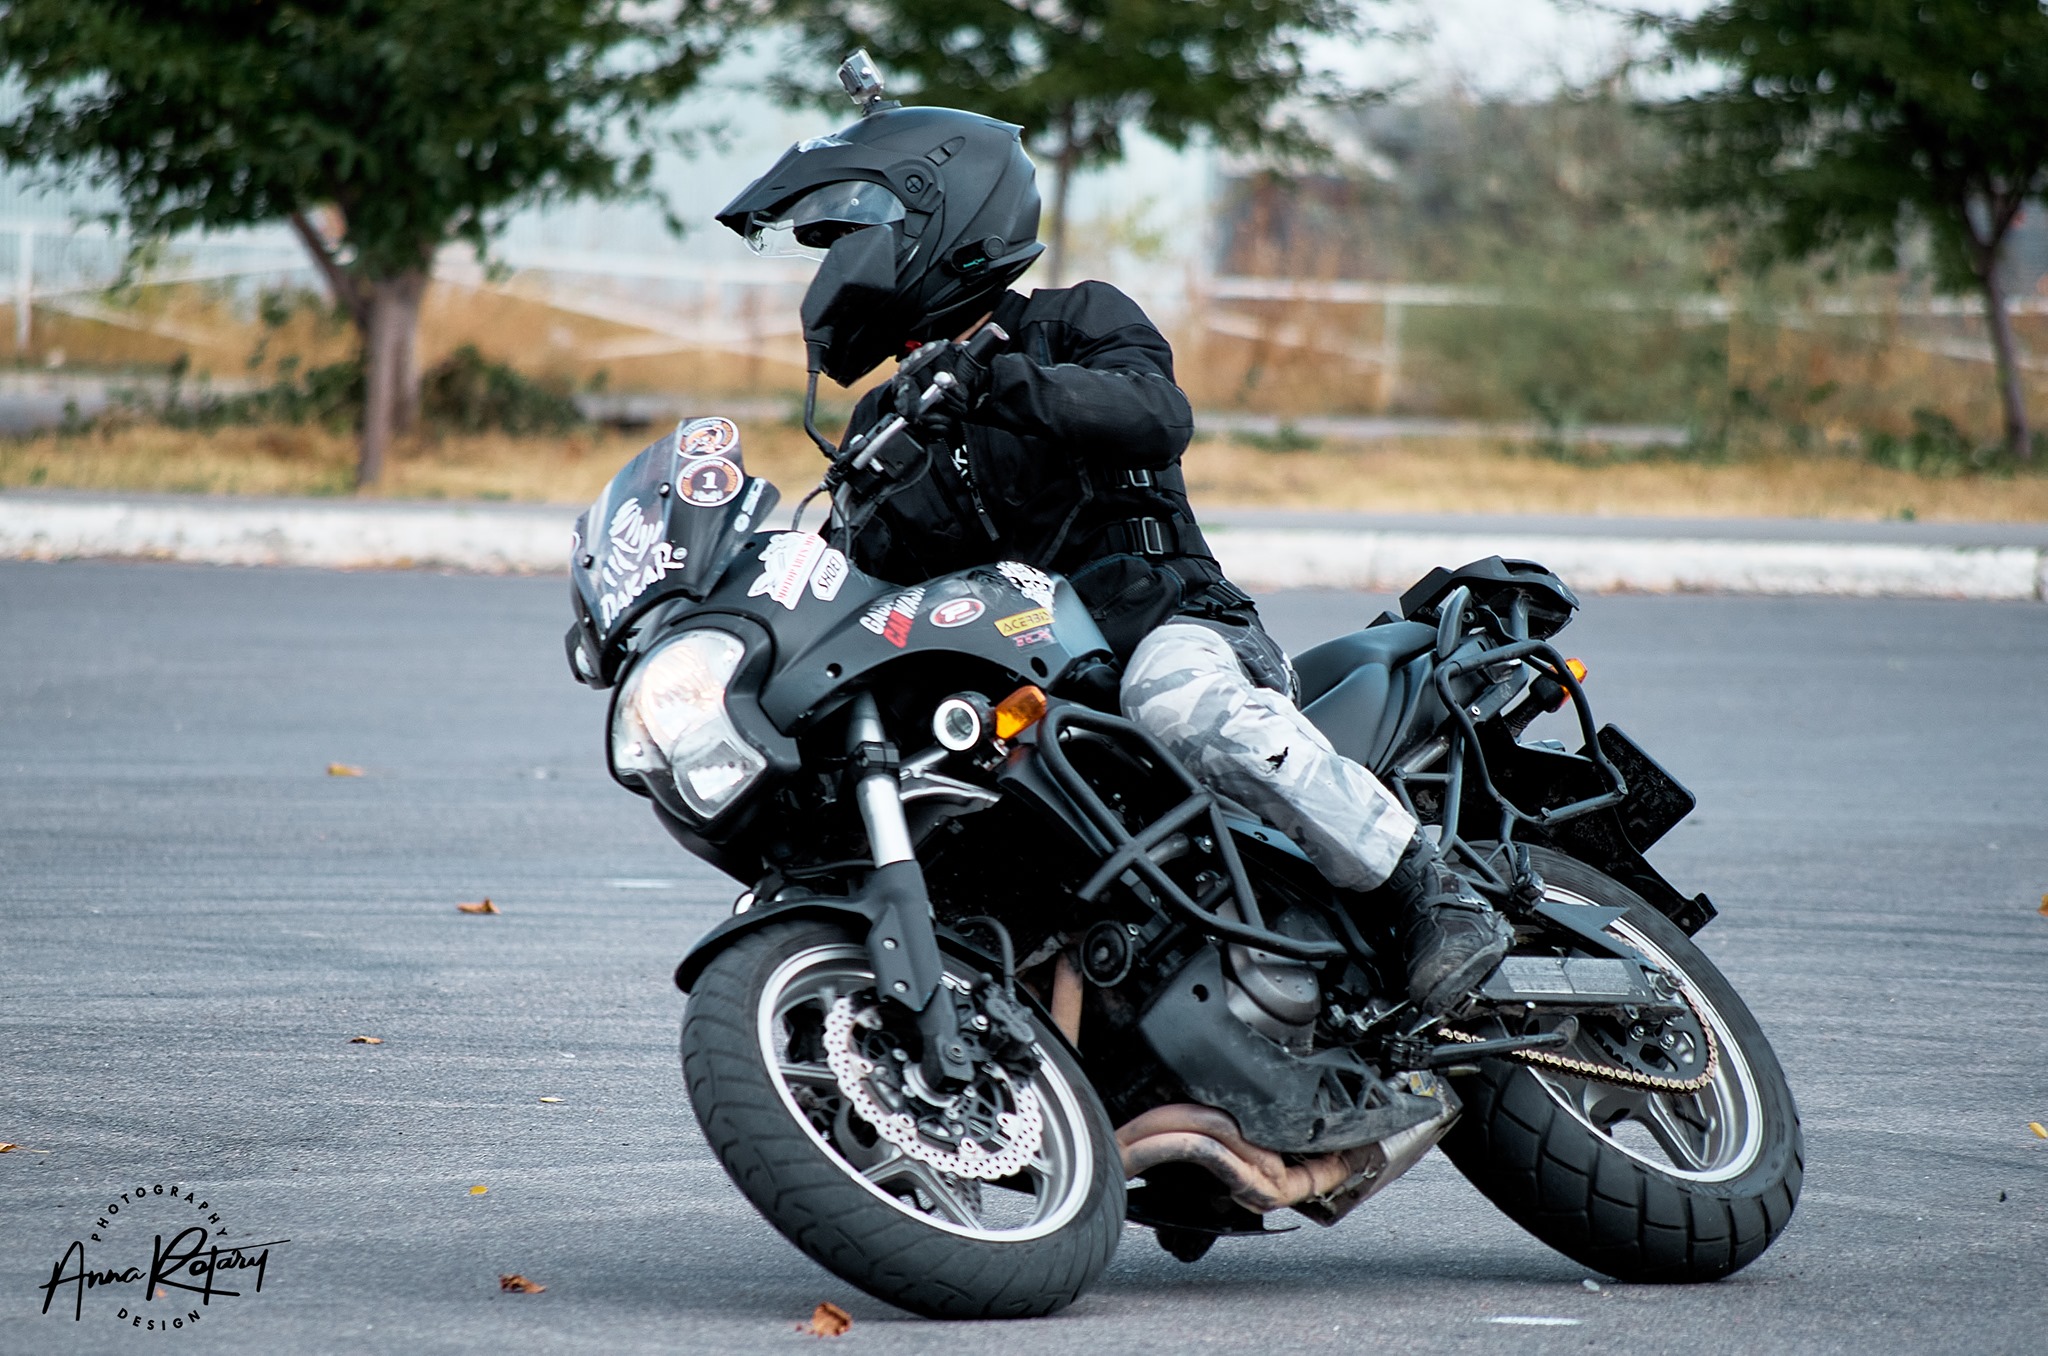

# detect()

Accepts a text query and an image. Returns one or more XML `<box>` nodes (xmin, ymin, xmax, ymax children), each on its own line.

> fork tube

<box><xmin>848</xmin><ymin>693</ymin><xmax>916</xmax><ymax>865</ymax></box>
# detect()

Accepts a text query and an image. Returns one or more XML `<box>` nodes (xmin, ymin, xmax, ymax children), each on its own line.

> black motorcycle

<box><xmin>564</xmin><ymin>231</ymin><xmax>1801</xmax><ymax>1318</ymax></box>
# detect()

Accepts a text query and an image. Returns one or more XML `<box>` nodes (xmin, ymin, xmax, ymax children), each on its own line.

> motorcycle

<box><xmin>563</xmin><ymin>230</ymin><xmax>1802</xmax><ymax>1318</ymax></box>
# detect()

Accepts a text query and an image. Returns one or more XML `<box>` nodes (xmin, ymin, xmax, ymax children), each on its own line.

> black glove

<box><xmin>887</xmin><ymin>340</ymin><xmax>991</xmax><ymax>448</ymax></box>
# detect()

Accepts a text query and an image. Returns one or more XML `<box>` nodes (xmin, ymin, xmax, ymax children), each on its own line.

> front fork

<box><xmin>845</xmin><ymin>693</ymin><xmax>975</xmax><ymax>1088</ymax></box>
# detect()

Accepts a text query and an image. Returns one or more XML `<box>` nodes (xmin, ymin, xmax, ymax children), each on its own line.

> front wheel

<box><xmin>1441</xmin><ymin>847</ymin><xmax>1802</xmax><ymax>1282</ymax></box>
<box><xmin>680</xmin><ymin>919</ymin><xmax>1124</xmax><ymax>1318</ymax></box>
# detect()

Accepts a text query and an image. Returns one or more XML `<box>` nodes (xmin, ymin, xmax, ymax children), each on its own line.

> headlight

<box><xmin>611</xmin><ymin>630</ymin><xmax>766</xmax><ymax>820</ymax></box>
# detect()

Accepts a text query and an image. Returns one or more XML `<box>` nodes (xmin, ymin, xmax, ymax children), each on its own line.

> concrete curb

<box><xmin>1</xmin><ymin>494</ymin><xmax>2042</xmax><ymax>600</ymax></box>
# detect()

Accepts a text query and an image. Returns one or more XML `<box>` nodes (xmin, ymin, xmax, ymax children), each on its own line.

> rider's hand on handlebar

<box><xmin>887</xmin><ymin>340</ymin><xmax>991</xmax><ymax>448</ymax></box>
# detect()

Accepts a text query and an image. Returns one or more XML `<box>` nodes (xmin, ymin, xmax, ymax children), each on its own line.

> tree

<box><xmin>754</xmin><ymin>0</ymin><xmax>1366</xmax><ymax>284</ymax></box>
<box><xmin>0</xmin><ymin>2</ymin><xmax>718</xmax><ymax>485</ymax></box>
<box><xmin>1643</xmin><ymin>0</ymin><xmax>2048</xmax><ymax>461</ymax></box>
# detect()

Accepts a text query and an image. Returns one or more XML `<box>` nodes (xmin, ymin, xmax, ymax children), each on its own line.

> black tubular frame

<box><xmin>1031</xmin><ymin>704</ymin><xmax>1345</xmax><ymax>963</ymax></box>
<box><xmin>1392</xmin><ymin>636</ymin><xmax>1629</xmax><ymax>893</ymax></box>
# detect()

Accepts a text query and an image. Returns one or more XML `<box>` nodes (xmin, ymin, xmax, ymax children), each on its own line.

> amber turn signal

<box><xmin>1565</xmin><ymin>658</ymin><xmax>1589</xmax><ymax>683</ymax></box>
<box><xmin>993</xmin><ymin>684</ymin><xmax>1049</xmax><ymax>740</ymax></box>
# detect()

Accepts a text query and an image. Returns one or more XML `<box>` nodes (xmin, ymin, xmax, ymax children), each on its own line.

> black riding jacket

<box><xmin>840</xmin><ymin>280</ymin><xmax>1262</xmax><ymax>663</ymax></box>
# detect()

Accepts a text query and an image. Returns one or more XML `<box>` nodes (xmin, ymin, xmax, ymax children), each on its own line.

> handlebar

<box><xmin>830</xmin><ymin>322</ymin><xmax>1010</xmax><ymax>486</ymax></box>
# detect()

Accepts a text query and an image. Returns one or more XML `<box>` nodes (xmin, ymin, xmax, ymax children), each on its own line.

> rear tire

<box><xmin>681</xmin><ymin>919</ymin><xmax>1124</xmax><ymax>1318</ymax></box>
<box><xmin>1441</xmin><ymin>848</ymin><xmax>1802</xmax><ymax>1282</ymax></box>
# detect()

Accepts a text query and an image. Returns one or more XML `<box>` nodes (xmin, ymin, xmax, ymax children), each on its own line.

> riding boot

<box><xmin>1376</xmin><ymin>835</ymin><xmax>1512</xmax><ymax>1015</ymax></box>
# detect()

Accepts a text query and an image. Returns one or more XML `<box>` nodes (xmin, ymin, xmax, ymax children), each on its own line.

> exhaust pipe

<box><xmin>1116</xmin><ymin>1101</ymin><xmax>1457</xmax><ymax>1220</ymax></box>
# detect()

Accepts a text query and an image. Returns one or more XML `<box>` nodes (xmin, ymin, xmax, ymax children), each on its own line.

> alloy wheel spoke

<box><xmin>777</xmin><ymin>1060</ymin><xmax>838</xmax><ymax>1086</ymax></box>
<box><xmin>899</xmin><ymin>1158</ymin><xmax>985</xmax><ymax>1228</ymax></box>
<box><xmin>1636</xmin><ymin>1092</ymin><xmax>1716</xmax><ymax>1172</ymax></box>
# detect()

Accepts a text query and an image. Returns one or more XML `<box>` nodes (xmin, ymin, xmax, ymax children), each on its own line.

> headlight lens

<box><xmin>611</xmin><ymin>630</ymin><xmax>766</xmax><ymax>820</ymax></box>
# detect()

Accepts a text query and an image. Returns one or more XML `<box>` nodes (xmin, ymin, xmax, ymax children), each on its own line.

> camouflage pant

<box><xmin>1121</xmin><ymin>622</ymin><xmax>1419</xmax><ymax>891</ymax></box>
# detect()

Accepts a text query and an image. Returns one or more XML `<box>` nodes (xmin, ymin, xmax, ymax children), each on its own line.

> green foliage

<box><xmin>0</xmin><ymin>1</ymin><xmax>720</xmax><ymax>277</ymax></box>
<box><xmin>115</xmin><ymin>347</ymin><xmax>582</xmax><ymax>436</ymax></box>
<box><xmin>1642</xmin><ymin>0</ymin><xmax>2048</xmax><ymax>292</ymax></box>
<box><xmin>1233</xmin><ymin>422</ymin><xmax>1322</xmax><ymax>453</ymax></box>
<box><xmin>752</xmin><ymin>0</ymin><xmax>1365</xmax><ymax>178</ymax></box>
<box><xmin>420</xmin><ymin>346</ymin><xmax>583</xmax><ymax>435</ymax></box>
<box><xmin>1863</xmin><ymin>408</ymin><xmax>2039</xmax><ymax>477</ymax></box>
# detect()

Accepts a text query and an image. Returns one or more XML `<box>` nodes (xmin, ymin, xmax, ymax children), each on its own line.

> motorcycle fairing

<box><xmin>568</xmin><ymin>418</ymin><xmax>782</xmax><ymax>688</ymax></box>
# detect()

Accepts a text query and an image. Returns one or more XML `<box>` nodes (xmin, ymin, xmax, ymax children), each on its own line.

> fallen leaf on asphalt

<box><xmin>327</xmin><ymin>763</ymin><xmax>365</xmax><ymax>777</ymax></box>
<box><xmin>0</xmin><ymin>1143</ymin><xmax>15</xmax><ymax>1153</ymax></box>
<box><xmin>2029</xmin><ymin>1123</ymin><xmax>2047</xmax><ymax>1140</ymax></box>
<box><xmin>801</xmin><ymin>1302</ymin><xmax>852</xmax><ymax>1337</ymax></box>
<box><xmin>498</xmin><ymin>1274</ymin><xmax>546</xmax><ymax>1294</ymax></box>
<box><xmin>456</xmin><ymin>899</ymin><xmax>500</xmax><ymax>915</ymax></box>
<box><xmin>538</xmin><ymin>1097</ymin><xmax>562</xmax><ymax>1104</ymax></box>
<box><xmin>349</xmin><ymin>1036</ymin><xmax>383</xmax><ymax>1045</ymax></box>
<box><xmin>2038</xmin><ymin>895</ymin><xmax>2047</xmax><ymax>917</ymax></box>
<box><xmin>469</xmin><ymin>1184</ymin><xmax>489</xmax><ymax>1195</ymax></box>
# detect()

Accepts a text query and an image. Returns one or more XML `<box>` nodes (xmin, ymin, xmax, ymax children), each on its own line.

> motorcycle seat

<box><xmin>1291</xmin><ymin>621</ymin><xmax>1435</xmax><ymax>705</ymax></box>
<box><xmin>1293</xmin><ymin>621</ymin><xmax>1437</xmax><ymax>771</ymax></box>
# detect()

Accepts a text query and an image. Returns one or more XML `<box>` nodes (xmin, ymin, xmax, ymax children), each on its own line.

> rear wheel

<box><xmin>680</xmin><ymin>919</ymin><xmax>1124</xmax><ymax>1318</ymax></box>
<box><xmin>1441</xmin><ymin>847</ymin><xmax>1802</xmax><ymax>1281</ymax></box>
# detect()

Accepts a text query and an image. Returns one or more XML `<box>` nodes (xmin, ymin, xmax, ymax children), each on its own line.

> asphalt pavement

<box><xmin>2</xmin><ymin>561</ymin><xmax>2044</xmax><ymax>1354</ymax></box>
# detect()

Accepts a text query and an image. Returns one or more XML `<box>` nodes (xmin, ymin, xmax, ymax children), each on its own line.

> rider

<box><xmin>716</xmin><ymin>89</ymin><xmax>1510</xmax><ymax>1017</ymax></box>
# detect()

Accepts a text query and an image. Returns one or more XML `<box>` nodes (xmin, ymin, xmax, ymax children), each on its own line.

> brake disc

<box><xmin>822</xmin><ymin>995</ymin><xmax>1044</xmax><ymax>1181</ymax></box>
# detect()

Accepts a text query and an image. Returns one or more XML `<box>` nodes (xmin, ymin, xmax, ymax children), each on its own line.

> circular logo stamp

<box><xmin>36</xmin><ymin>1182</ymin><xmax>287</xmax><ymax>1336</ymax></box>
<box><xmin>677</xmin><ymin>416</ymin><xmax>739</xmax><ymax>458</ymax></box>
<box><xmin>677</xmin><ymin>456</ymin><xmax>744</xmax><ymax>508</ymax></box>
<box><xmin>929</xmin><ymin>597</ymin><xmax>986</xmax><ymax>628</ymax></box>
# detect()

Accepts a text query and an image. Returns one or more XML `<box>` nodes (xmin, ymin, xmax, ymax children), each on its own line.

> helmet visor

<box><xmin>744</xmin><ymin>181</ymin><xmax>907</xmax><ymax>259</ymax></box>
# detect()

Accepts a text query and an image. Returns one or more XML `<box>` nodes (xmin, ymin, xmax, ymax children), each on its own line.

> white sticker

<box><xmin>996</xmin><ymin>561</ymin><xmax>1057</xmax><ymax>611</ymax></box>
<box><xmin>929</xmin><ymin>597</ymin><xmax>985</xmax><ymax>628</ymax></box>
<box><xmin>596</xmin><ymin>497</ymin><xmax>684</xmax><ymax>626</ymax></box>
<box><xmin>810</xmin><ymin>548</ymin><xmax>850</xmax><ymax>601</ymax></box>
<box><xmin>749</xmin><ymin>532</ymin><xmax>828</xmax><ymax>611</ymax></box>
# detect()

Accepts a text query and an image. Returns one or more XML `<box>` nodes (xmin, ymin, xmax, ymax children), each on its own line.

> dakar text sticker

<box><xmin>598</xmin><ymin>497</ymin><xmax>682</xmax><ymax>626</ymax></box>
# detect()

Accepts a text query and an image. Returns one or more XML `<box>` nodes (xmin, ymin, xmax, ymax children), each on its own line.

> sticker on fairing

<box><xmin>929</xmin><ymin>597</ymin><xmax>985</xmax><ymax>628</ymax></box>
<box><xmin>1012</xmin><ymin>626</ymin><xmax>1054</xmax><ymax>648</ymax></box>
<box><xmin>596</xmin><ymin>496</ymin><xmax>684</xmax><ymax>626</ymax></box>
<box><xmin>677</xmin><ymin>416</ymin><xmax>739</xmax><ymax>457</ymax></box>
<box><xmin>996</xmin><ymin>561</ymin><xmax>1056</xmax><ymax>610</ymax></box>
<box><xmin>749</xmin><ymin>532</ymin><xmax>829</xmax><ymax>610</ymax></box>
<box><xmin>859</xmin><ymin>586</ymin><xmax>927</xmax><ymax>648</ymax></box>
<box><xmin>810</xmin><ymin>547</ymin><xmax>850</xmax><ymax>601</ymax></box>
<box><xmin>994</xmin><ymin>607</ymin><xmax>1052</xmax><ymax>637</ymax></box>
<box><xmin>676</xmin><ymin>455</ymin><xmax>743</xmax><ymax>507</ymax></box>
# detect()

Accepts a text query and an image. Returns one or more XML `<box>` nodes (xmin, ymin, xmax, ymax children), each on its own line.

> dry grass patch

<box><xmin>4</xmin><ymin>419</ymin><xmax>2045</xmax><ymax>522</ymax></box>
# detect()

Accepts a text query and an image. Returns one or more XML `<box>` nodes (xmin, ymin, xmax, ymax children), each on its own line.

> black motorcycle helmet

<box><xmin>716</xmin><ymin>83</ymin><xmax>1043</xmax><ymax>385</ymax></box>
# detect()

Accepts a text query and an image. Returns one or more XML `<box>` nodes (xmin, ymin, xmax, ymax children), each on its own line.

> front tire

<box><xmin>1441</xmin><ymin>848</ymin><xmax>1802</xmax><ymax>1282</ymax></box>
<box><xmin>680</xmin><ymin>919</ymin><xmax>1124</xmax><ymax>1318</ymax></box>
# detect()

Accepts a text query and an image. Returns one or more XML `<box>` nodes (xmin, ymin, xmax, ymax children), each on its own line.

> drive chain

<box><xmin>1440</xmin><ymin>984</ymin><xmax>1719</xmax><ymax>1095</ymax></box>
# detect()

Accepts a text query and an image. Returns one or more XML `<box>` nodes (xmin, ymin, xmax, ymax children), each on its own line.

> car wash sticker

<box><xmin>596</xmin><ymin>496</ymin><xmax>683</xmax><ymax>626</ymax></box>
<box><xmin>995</xmin><ymin>561</ymin><xmax>1056</xmax><ymax>610</ymax></box>
<box><xmin>929</xmin><ymin>597</ymin><xmax>985</xmax><ymax>628</ymax></box>
<box><xmin>859</xmin><ymin>586</ymin><xmax>927</xmax><ymax>648</ymax></box>
<box><xmin>810</xmin><ymin>547</ymin><xmax>850</xmax><ymax>602</ymax></box>
<box><xmin>676</xmin><ymin>416</ymin><xmax>739</xmax><ymax>458</ymax></box>
<box><xmin>676</xmin><ymin>455</ymin><xmax>743</xmax><ymax>508</ymax></box>
<box><xmin>749</xmin><ymin>532</ymin><xmax>829</xmax><ymax>611</ymax></box>
<box><xmin>994</xmin><ymin>607</ymin><xmax>1053</xmax><ymax>637</ymax></box>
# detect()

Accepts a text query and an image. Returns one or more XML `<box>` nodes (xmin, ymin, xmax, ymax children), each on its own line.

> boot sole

<box><xmin>1412</xmin><ymin>933</ymin><xmax>1511</xmax><ymax>1016</ymax></box>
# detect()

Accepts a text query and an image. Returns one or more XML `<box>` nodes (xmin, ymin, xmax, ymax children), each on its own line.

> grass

<box><xmin>5</xmin><ymin>418</ymin><xmax>2046</xmax><ymax>522</ymax></box>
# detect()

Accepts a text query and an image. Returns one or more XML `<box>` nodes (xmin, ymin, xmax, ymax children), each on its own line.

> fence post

<box><xmin>14</xmin><ymin>225</ymin><xmax>32</xmax><ymax>353</ymax></box>
<box><xmin>1380</xmin><ymin>298</ymin><xmax>1403</xmax><ymax>413</ymax></box>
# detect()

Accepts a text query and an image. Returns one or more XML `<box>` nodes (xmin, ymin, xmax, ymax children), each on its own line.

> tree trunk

<box><xmin>1046</xmin><ymin>123</ymin><xmax>1078</xmax><ymax>289</ymax></box>
<box><xmin>1980</xmin><ymin>261</ymin><xmax>2033</xmax><ymax>463</ymax></box>
<box><xmin>358</xmin><ymin>271</ymin><xmax>428</xmax><ymax>488</ymax></box>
